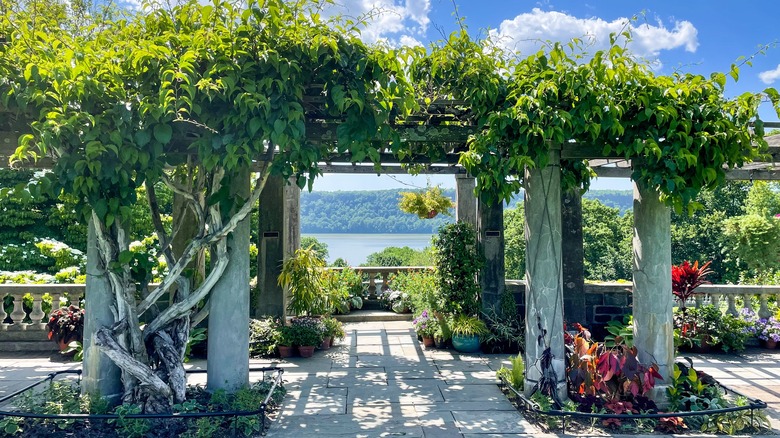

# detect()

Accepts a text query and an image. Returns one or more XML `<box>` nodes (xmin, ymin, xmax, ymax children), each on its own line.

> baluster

<box><xmin>29</xmin><ymin>293</ymin><xmax>45</xmax><ymax>326</ymax></box>
<box><xmin>710</xmin><ymin>293</ymin><xmax>721</xmax><ymax>310</ymax></box>
<box><xmin>759</xmin><ymin>294</ymin><xmax>772</xmax><ymax>319</ymax></box>
<box><xmin>743</xmin><ymin>293</ymin><xmax>753</xmax><ymax>315</ymax></box>
<box><xmin>381</xmin><ymin>272</ymin><xmax>390</xmax><ymax>293</ymax></box>
<box><xmin>367</xmin><ymin>273</ymin><xmax>377</xmax><ymax>298</ymax></box>
<box><xmin>9</xmin><ymin>292</ymin><xmax>28</xmax><ymax>328</ymax></box>
<box><xmin>0</xmin><ymin>293</ymin><xmax>7</xmax><ymax>325</ymax></box>
<box><xmin>694</xmin><ymin>294</ymin><xmax>703</xmax><ymax>308</ymax></box>
<box><xmin>49</xmin><ymin>292</ymin><xmax>61</xmax><ymax>313</ymax></box>
<box><xmin>726</xmin><ymin>294</ymin><xmax>738</xmax><ymax>316</ymax></box>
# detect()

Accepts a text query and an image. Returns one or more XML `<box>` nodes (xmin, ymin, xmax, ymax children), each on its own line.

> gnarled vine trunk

<box><xmin>91</xmin><ymin>158</ymin><xmax>272</xmax><ymax>413</ymax></box>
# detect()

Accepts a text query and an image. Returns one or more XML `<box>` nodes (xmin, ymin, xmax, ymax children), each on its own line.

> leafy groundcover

<box><xmin>496</xmin><ymin>327</ymin><xmax>770</xmax><ymax>435</ymax></box>
<box><xmin>0</xmin><ymin>368</ymin><xmax>285</xmax><ymax>438</ymax></box>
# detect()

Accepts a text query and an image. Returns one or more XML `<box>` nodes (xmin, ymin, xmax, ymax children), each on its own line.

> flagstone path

<box><xmin>3</xmin><ymin>321</ymin><xmax>780</xmax><ymax>437</ymax></box>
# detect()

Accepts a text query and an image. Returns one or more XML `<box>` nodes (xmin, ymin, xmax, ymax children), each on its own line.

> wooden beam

<box><xmin>314</xmin><ymin>164</ymin><xmax>466</xmax><ymax>175</ymax></box>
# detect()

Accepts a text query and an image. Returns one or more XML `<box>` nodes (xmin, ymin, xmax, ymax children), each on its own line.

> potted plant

<box><xmin>321</xmin><ymin>316</ymin><xmax>345</xmax><ymax>349</ymax></box>
<box><xmin>275</xmin><ymin>325</ymin><xmax>296</xmax><ymax>358</ymax></box>
<box><xmin>413</xmin><ymin>310</ymin><xmax>437</xmax><ymax>347</ymax></box>
<box><xmin>290</xmin><ymin>317</ymin><xmax>325</xmax><ymax>357</ymax></box>
<box><xmin>278</xmin><ymin>247</ymin><xmax>326</xmax><ymax>316</ymax></box>
<box><xmin>450</xmin><ymin>315</ymin><xmax>489</xmax><ymax>353</ymax></box>
<box><xmin>756</xmin><ymin>317</ymin><xmax>780</xmax><ymax>349</ymax></box>
<box><xmin>46</xmin><ymin>305</ymin><xmax>85</xmax><ymax>351</ymax></box>
<box><xmin>398</xmin><ymin>186</ymin><xmax>454</xmax><ymax>219</ymax></box>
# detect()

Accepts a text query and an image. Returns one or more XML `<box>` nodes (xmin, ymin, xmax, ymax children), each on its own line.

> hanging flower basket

<box><xmin>398</xmin><ymin>186</ymin><xmax>454</xmax><ymax>219</ymax></box>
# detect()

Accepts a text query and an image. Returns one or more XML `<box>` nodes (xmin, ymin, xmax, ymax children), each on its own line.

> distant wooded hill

<box><xmin>300</xmin><ymin>189</ymin><xmax>632</xmax><ymax>233</ymax></box>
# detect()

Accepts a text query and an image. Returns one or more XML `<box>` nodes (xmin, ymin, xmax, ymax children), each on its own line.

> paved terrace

<box><xmin>1</xmin><ymin>321</ymin><xmax>779</xmax><ymax>437</ymax></box>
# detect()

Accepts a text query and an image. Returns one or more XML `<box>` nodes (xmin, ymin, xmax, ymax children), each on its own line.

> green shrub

<box><xmin>249</xmin><ymin>316</ymin><xmax>282</xmax><ymax>357</ymax></box>
<box><xmin>432</xmin><ymin>222</ymin><xmax>483</xmax><ymax>317</ymax></box>
<box><xmin>390</xmin><ymin>270</ymin><xmax>437</xmax><ymax>316</ymax></box>
<box><xmin>496</xmin><ymin>354</ymin><xmax>525</xmax><ymax>391</ymax></box>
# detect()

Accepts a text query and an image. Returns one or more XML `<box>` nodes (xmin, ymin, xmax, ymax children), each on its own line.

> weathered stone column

<box><xmin>208</xmin><ymin>166</ymin><xmax>250</xmax><ymax>391</ymax></box>
<box><xmin>523</xmin><ymin>146</ymin><xmax>566</xmax><ymax>400</ymax></box>
<box><xmin>561</xmin><ymin>190</ymin><xmax>586</xmax><ymax>325</ymax></box>
<box><xmin>455</xmin><ymin>174</ymin><xmax>477</xmax><ymax>228</ymax></box>
<box><xmin>255</xmin><ymin>175</ymin><xmax>300</xmax><ymax>318</ymax></box>
<box><xmin>82</xmin><ymin>216</ymin><xmax>122</xmax><ymax>404</ymax></box>
<box><xmin>478</xmin><ymin>197</ymin><xmax>504</xmax><ymax>313</ymax></box>
<box><xmin>632</xmin><ymin>180</ymin><xmax>673</xmax><ymax>402</ymax></box>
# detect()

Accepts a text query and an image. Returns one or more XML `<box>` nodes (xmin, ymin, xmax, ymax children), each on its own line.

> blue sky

<box><xmin>313</xmin><ymin>0</ymin><xmax>780</xmax><ymax>192</ymax></box>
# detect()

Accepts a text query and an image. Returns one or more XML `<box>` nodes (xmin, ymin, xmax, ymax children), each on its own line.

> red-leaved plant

<box><xmin>672</xmin><ymin>261</ymin><xmax>712</xmax><ymax>312</ymax></box>
<box><xmin>46</xmin><ymin>305</ymin><xmax>85</xmax><ymax>345</ymax></box>
<box><xmin>567</xmin><ymin>334</ymin><xmax>663</xmax><ymax>402</ymax></box>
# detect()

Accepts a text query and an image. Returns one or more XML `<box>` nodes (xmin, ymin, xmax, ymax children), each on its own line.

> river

<box><xmin>301</xmin><ymin>233</ymin><xmax>434</xmax><ymax>265</ymax></box>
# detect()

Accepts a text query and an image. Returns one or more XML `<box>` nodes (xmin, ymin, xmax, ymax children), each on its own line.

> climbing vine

<box><xmin>0</xmin><ymin>0</ymin><xmax>413</xmax><ymax>413</ymax></box>
<box><xmin>414</xmin><ymin>31</ymin><xmax>780</xmax><ymax>211</ymax></box>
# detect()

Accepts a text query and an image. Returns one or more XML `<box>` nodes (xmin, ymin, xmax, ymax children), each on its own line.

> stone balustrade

<box><xmin>325</xmin><ymin>266</ymin><xmax>433</xmax><ymax>298</ymax></box>
<box><xmin>2</xmin><ymin>276</ymin><xmax>779</xmax><ymax>352</ymax></box>
<box><xmin>1</xmin><ymin>284</ymin><xmax>84</xmax><ymax>331</ymax></box>
<box><xmin>695</xmin><ymin>284</ymin><xmax>779</xmax><ymax>319</ymax></box>
<box><xmin>0</xmin><ymin>284</ymin><xmax>85</xmax><ymax>352</ymax></box>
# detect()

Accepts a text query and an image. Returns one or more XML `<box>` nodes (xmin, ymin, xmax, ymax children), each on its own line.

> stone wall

<box><xmin>506</xmin><ymin>281</ymin><xmax>632</xmax><ymax>338</ymax></box>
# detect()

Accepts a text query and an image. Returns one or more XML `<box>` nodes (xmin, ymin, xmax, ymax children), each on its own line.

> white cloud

<box><xmin>321</xmin><ymin>0</ymin><xmax>431</xmax><ymax>45</ymax></box>
<box><xmin>489</xmin><ymin>8</ymin><xmax>698</xmax><ymax>61</ymax></box>
<box><xmin>759</xmin><ymin>64</ymin><xmax>780</xmax><ymax>84</ymax></box>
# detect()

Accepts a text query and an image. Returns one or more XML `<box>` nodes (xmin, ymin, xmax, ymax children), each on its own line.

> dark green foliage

<box><xmin>391</xmin><ymin>270</ymin><xmax>438</xmax><ymax>315</ymax></box>
<box><xmin>671</xmin><ymin>182</ymin><xmax>750</xmax><ymax>283</ymax></box>
<box><xmin>503</xmin><ymin>205</ymin><xmax>525</xmax><ymax>280</ymax></box>
<box><xmin>364</xmin><ymin>246</ymin><xmax>432</xmax><ymax>267</ymax></box>
<box><xmin>433</xmin><ymin>222</ymin><xmax>483</xmax><ymax>316</ymax></box>
<box><xmin>582</xmin><ymin>199</ymin><xmax>633</xmax><ymax>281</ymax></box>
<box><xmin>300</xmin><ymin>236</ymin><xmax>328</xmax><ymax>261</ymax></box>
<box><xmin>249</xmin><ymin>316</ymin><xmax>282</xmax><ymax>357</ymax></box>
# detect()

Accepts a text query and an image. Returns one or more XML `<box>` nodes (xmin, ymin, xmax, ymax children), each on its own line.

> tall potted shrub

<box><xmin>432</xmin><ymin>222</ymin><xmax>485</xmax><ymax>351</ymax></box>
<box><xmin>278</xmin><ymin>247</ymin><xmax>327</xmax><ymax>316</ymax></box>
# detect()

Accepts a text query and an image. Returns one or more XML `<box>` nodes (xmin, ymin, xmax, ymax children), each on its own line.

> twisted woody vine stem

<box><xmin>0</xmin><ymin>0</ymin><xmax>779</xmax><ymax>413</ymax></box>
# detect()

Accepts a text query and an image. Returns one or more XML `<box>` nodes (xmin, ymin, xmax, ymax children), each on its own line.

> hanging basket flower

<box><xmin>398</xmin><ymin>186</ymin><xmax>454</xmax><ymax>219</ymax></box>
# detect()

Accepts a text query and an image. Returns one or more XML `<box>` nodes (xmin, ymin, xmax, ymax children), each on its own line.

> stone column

<box><xmin>478</xmin><ymin>197</ymin><xmax>504</xmax><ymax>313</ymax></box>
<box><xmin>455</xmin><ymin>174</ymin><xmax>477</xmax><ymax>228</ymax></box>
<box><xmin>523</xmin><ymin>147</ymin><xmax>566</xmax><ymax>400</ymax></box>
<box><xmin>561</xmin><ymin>190</ymin><xmax>586</xmax><ymax>325</ymax></box>
<box><xmin>283</xmin><ymin>179</ymin><xmax>301</xmax><ymax>314</ymax></box>
<box><xmin>255</xmin><ymin>175</ymin><xmax>300</xmax><ymax>318</ymax></box>
<box><xmin>207</xmin><ymin>166</ymin><xmax>250</xmax><ymax>392</ymax></box>
<box><xmin>82</xmin><ymin>216</ymin><xmax>122</xmax><ymax>404</ymax></box>
<box><xmin>632</xmin><ymin>180</ymin><xmax>673</xmax><ymax>402</ymax></box>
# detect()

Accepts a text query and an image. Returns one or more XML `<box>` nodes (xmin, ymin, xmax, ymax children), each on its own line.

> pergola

<box><xmin>2</xmin><ymin>100</ymin><xmax>779</xmax><ymax>402</ymax></box>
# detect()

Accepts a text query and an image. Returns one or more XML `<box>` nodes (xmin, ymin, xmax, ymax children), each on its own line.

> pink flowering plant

<box><xmin>413</xmin><ymin>310</ymin><xmax>437</xmax><ymax>337</ymax></box>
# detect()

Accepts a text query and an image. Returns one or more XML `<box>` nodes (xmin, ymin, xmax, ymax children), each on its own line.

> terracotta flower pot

<box><xmin>278</xmin><ymin>345</ymin><xmax>294</xmax><ymax>358</ymax></box>
<box><xmin>421</xmin><ymin>336</ymin><xmax>435</xmax><ymax>348</ymax></box>
<box><xmin>765</xmin><ymin>339</ymin><xmax>778</xmax><ymax>349</ymax></box>
<box><xmin>298</xmin><ymin>345</ymin><xmax>316</xmax><ymax>358</ymax></box>
<box><xmin>320</xmin><ymin>336</ymin><xmax>332</xmax><ymax>350</ymax></box>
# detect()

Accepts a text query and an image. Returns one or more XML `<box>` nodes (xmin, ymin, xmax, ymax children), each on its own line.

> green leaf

<box><xmin>248</xmin><ymin>117</ymin><xmax>262</xmax><ymax>137</ymax></box>
<box><xmin>153</xmin><ymin>124</ymin><xmax>173</xmax><ymax>144</ymax></box>
<box><xmin>118</xmin><ymin>250</ymin><xmax>134</xmax><ymax>264</ymax></box>
<box><xmin>135</xmin><ymin>130</ymin><xmax>151</xmax><ymax>147</ymax></box>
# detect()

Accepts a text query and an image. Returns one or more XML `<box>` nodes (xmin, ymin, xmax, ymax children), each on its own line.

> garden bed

<box><xmin>0</xmin><ymin>367</ymin><xmax>285</xmax><ymax>438</ymax></box>
<box><xmin>497</xmin><ymin>363</ymin><xmax>770</xmax><ymax>435</ymax></box>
